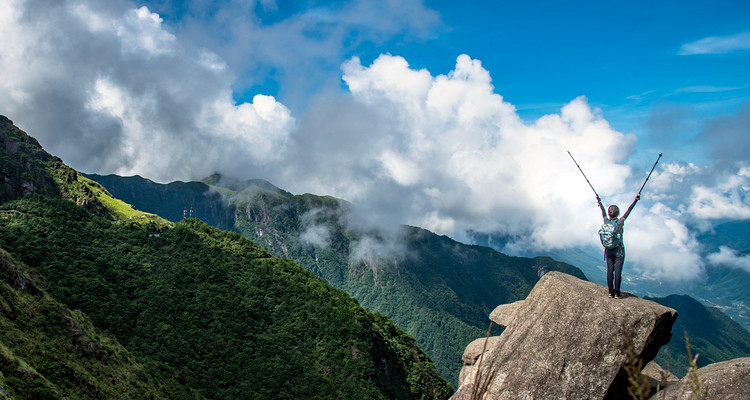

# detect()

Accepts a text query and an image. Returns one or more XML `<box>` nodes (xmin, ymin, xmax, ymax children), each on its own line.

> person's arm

<box><xmin>596</xmin><ymin>195</ymin><xmax>607</xmax><ymax>221</ymax></box>
<box><xmin>621</xmin><ymin>193</ymin><xmax>641</xmax><ymax>220</ymax></box>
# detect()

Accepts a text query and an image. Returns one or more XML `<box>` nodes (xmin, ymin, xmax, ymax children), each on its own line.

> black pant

<box><xmin>605</xmin><ymin>245</ymin><xmax>625</xmax><ymax>295</ymax></box>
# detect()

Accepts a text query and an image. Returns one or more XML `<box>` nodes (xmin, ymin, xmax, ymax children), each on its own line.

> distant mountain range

<box><xmin>85</xmin><ymin>172</ymin><xmax>750</xmax><ymax>379</ymax></box>
<box><xmin>4</xmin><ymin>112</ymin><xmax>750</xmax><ymax>394</ymax></box>
<box><xmin>648</xmin><ymin>294</ymin><xmax>750</xmax><ymax>376</ymax></box>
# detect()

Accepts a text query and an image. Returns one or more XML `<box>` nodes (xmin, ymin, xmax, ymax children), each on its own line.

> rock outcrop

<box><xmin>453</xmin><ymin>271</ymin><xmax>678</xmax><ymax>400</ymax></box>
<box><xmin>641</xmin><ymin>361</ymin><xmax>679</xmax><ymax>394</ymax></box>
<box><xmin>650</xmin><ymin>357</ymin><xmax>750</xmax><ymax>399</ymax></box>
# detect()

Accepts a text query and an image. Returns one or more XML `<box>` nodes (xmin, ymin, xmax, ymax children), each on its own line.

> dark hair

<box><xmin>608</xmin><ymin>205</ymin><xmax>620</xmax><ymax>219</ymax></box>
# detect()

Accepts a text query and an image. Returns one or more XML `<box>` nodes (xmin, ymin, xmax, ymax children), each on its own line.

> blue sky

<box><xmin>137</xmin><ymin>0</ymin><xmax>750</xmax><ymax>165</ymax></box>
<box><xmin>1</xmin><ymin>0</ymin><xmax>750</xmax><ymax>281</ymax></box>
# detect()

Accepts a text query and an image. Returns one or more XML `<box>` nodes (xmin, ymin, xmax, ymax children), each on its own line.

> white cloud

<box><xmin>291</xmin><ymin>53</ymin><xmax>750</xmax><ymax>283</ymax></box>
<box><xmin>117</xmin><ymin>6</ymin><xmax>176</xmax><ymax>56</ymax></box>
<box><xmin>334</xmin><ymin>54</ymin><xmax>638</xmax><ymax>248</ymax></box>
<box><xmin>688</xmin><ymin>171</ymin><xmax>750</xmax><ymax>219</ymax></box>
<box><xmin>0</xmin><ymin>0</ymin><xmax>294</xmax><ymax>182</ymax></box>
<box><xmin>626</xmin><ymin>206</ymin><xmax>704</xmax><ymax>281</ymax></box>
<box><xmin>680</xmin><ymin>31</ymin><xmax>750</xmax><ymax>55</ymax></box>
<box><xmin>707</xmin><ymin>246</ymin><xmax>750</xmax><ymax>273</ymax></box>
<box><xmin>3</xmin><ymin>0</ymin><xmax>750</xmax><ymax>286</ymax></box>
<box><xmin>160</xmin><ymin>0</ymin><xmax>442</xmax><ymax>112</ymax></box>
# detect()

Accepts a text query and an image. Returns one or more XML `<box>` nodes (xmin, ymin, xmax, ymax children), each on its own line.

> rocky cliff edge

<box><xmin>453</xmin><ymin>271</ymin><xmax>678</xmax><ymax>400</ymax></box>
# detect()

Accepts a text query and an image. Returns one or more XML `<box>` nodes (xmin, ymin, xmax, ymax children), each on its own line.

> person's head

<box><xmin>608</xmin><ymin>205</ymin><xmax>620</xmax><ymax>219</ymax></box>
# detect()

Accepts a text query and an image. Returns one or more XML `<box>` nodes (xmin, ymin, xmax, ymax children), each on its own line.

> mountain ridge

<box><xmin>85</xmin><ymin>168</ymin><xmax>750</xmax><ymax>383</ymax></box>
<box><xmin>0</xmin><ymin>114</ymin><xmax>452</xmax><ymax>399</ymax></box>
<box><xmin>6</xmin><ymin>113</ymin><xmax>750</xmax><ymax>395</ymax></box>
<box><xmin>85</xmin><ymin>171</ymin><xmax>588</xmax><ymax>382</ymax></box>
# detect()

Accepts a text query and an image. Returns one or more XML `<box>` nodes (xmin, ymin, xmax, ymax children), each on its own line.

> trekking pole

<box><xmin>637</xmin><ymin>153</ymin><xmax>663</xmax><ymax>195</ymax></box>
<box><xmin>567</xmin><ymin>151</ymin><xmax>600</xmax><ymax>198</ymax></box>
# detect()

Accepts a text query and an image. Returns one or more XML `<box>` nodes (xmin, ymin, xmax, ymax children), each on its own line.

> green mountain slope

<box><xmin>86</xmin><ymin>172</ymin><xmax>586</xmax><ymax>383</ymax></box>
<box><xmin>1</xmin><ymin>247</ymin><xmax>201</xmax><ymax>399</ymax></box>
<box><xmin>0</xmin><ymin>115</ymin><xmax>452</xmax><ymax>399</ymax></box>
<box><xmin>1</xmin><ymin>115</ymin><xmax>170</xmax><ymax>228</ymax></box>
<box><xmin>649</xmin><ymin>294</ymin><xmax>750</xmax><ymax>377</ymax></box>
<box><xmin>86</xmin><ymin>170</ymin><xmax>750</xmax><ymax>385</ymax></box>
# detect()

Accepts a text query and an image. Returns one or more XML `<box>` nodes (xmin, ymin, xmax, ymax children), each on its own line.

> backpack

<box><xmin>599</xmin><ymin>219</ymin><xmax>622</xmax><ymax>249</ymax></box>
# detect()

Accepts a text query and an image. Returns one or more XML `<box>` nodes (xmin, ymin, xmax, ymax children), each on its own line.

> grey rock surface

<box><xmin>462</xmin><ymin>336</ymin><xmax>504</xmax><ymax>365</ymax></box>
<box><xmin>452</xmin><ymin>271</ymin><xmax>678</xmax><ymax>400</ymax></box>
<box><xmin>642</xmin><ymin>361</ymin><xmax>679</xmax><ymax>394</ymax></box>
<box><xmin>650</xmin><ymin>357</ymin><xmax>750</xmax><ymax>399</ymax></box>
<box><xmin>489</xmin><ymin>300</ymin><xmax>524</xmax><ymax>328</ymax></box>
<box><xmin>458</xmin><ymin>336</ymin><xmax>504</xmax><ymax>387</ymax></box>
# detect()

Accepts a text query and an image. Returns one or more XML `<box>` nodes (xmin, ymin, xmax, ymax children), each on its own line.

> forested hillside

<box><xmin>87</xmin><ymin>172</ymin><xmax>586</xmax><ymax>383</ymax></box>
<box><xmin>86</xmin><ymin>169</ymin><xmax>750</xmax><ymax>384</ymax></box>
<box><xmin>0</xmin><ymin>115</ymin><xmax>452</xmax><ymax>399</ymax></box>
<box><xmin>649</xmin><ymin>294</ymin><xmax>750</xmax><ymax>376</ymax></box>
<box><xmin>1</xmin><ymin>247</ymin><xmax>202</xmax><ymax>399</ymax></box>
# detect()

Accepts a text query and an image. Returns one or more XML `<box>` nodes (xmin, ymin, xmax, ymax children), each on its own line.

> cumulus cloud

<box><xmin>0</xmin><ymin>0</ymin><xmax>293</xmax><ymax>182</ymax></box>
<box><xmin>147</xmin><ymin>0</ymin><xmax>442</xmax><ymax>111</ymax></box>
<box><xmin>707</xmin><ymin>246</ymin><xmax>750</xmax><ymax>273</ymax></box>
<box><xmin>688</xmin><ymin>168</ymin><xmax>750</xmax><ymax>220</ymax></box>
<box><xmin>306</xmin><ymin>53</ymin><xmax>638</xmax><ymax>248</ymax></box>
<box><xmin>626</xmin><ymin>204</ymin><xmax>704</xmax><ymax>281</ymax></box>
<box><xmin>282</xmin><ymin>53</ymin><xmax>750</xmax><ymax>283</ymax></box>
<box><xmin>3</xmin><ymin>0</ymin><xmax>749</xmax><ymax>284</ymax></box>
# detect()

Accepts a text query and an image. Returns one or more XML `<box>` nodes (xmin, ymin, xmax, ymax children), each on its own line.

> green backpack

<box><xmin>599</xmin><ymin>219</ymin><xmax>622</xmax><ymax>249</ymax></box>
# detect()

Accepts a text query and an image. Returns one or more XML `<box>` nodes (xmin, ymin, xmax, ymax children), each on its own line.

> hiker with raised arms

<box><xmin>597</xmin><ymin>193</ymin><xmax>639</xmax><ymax>298</ymax></box>
<box><xmin>568</xmin><ymin>151</ymin><xmax>662</xmax><ymax>299</ymax></box>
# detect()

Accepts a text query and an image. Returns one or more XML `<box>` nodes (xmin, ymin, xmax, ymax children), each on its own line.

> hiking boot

<box><xmin>608</xmin><ymin>292</ymin><xmax>614</xmax><ymax>298</ymax></box>
<box><xmin>614</xmin><ymin>292</ymin><xmax>622</xmax><ymax>299</ymax></box>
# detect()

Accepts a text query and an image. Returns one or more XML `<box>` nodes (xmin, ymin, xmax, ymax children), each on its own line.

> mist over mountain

<box><xmin>85</xmin><ymin>165</ymin><xmax>750</xmax><ymax>384</ymax></box>
<box><xmin>1</xmin><ymin>115</ymin><xmax>452</xmax><ymax>399</ymax></box>
<box><xmin>85</xmin><ymin>171</ymin><xmax>588</xmax><ymax>382</ymax></box>
<box><xmin>2</xmin><ymin>108</ymin><xmax>750</xmax><ymax>397</ymax></box>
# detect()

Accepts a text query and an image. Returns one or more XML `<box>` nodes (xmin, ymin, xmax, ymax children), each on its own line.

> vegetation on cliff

<box><xmin>0</xmin><ymin>195</ymin><xmax>451</xmax><ymax>399</ymax></box>
<box><xmin>1</xmin><ymin>247</ymin><xmax>201</xmax><ymax>399</ymax></box>
<box><xmin>0</xmin><ymin>116</ymin><xmax>452</xmax><ymax>399</ymax></box>
<box><xmin>87</xmin><ymin>172</ymin><xmax>586</xmax><ymax>383</ymax></box>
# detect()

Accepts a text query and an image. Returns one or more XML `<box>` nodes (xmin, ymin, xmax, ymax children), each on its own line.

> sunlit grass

<box><xmin>78</xmin><ymin>175</ymin><xmax>172</xmax><ymax>228</ymax></box>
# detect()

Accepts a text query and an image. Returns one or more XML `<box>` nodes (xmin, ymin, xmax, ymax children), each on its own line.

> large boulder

<box><xmin>650</xmin><ymin>357</ymin><xmax>750</xmax><ymax>399</ymax></box>
<box><xmin>452</xmin><ymin>271</ymin><xmax>678</xmax><ymax>400</ymax></box>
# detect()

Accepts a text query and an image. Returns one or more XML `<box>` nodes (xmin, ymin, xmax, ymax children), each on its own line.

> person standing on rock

<box><xmin>596</xmin><ymin>193</ymin><xmax>640</xmax><ymax>299</ymax></box>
